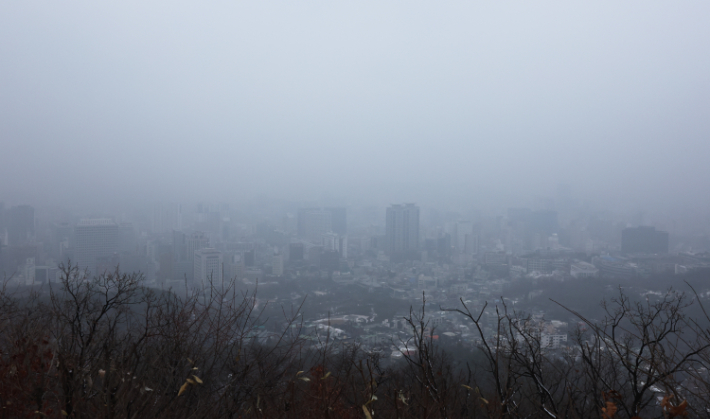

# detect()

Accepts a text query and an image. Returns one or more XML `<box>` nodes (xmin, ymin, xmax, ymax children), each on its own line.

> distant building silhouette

<box><xmin>621</xmin><ymin>226</ymin><xmax>669</xmax><ymax>254</ymax></box>
<box><xmin>385</xmin><ymin>204</ymin><xmax>420</xmax><ymax>261</ymax></box>
<box><xmin>272</xmin><ymin>253</ymin><xmax>283</xmax><ymax>276</ymax></box>
<box><xmin>74</xmin><ymin>219</ymin><xmax>119</xmax><ymax>274</ymax></box>
<box><xmin>194</xmin><ymin>248</ymin><xmax>223</xmax><ymax>288</ymax></box>
<box><xmin>171</xmin><ymin>231</ymin><xmax>209</xmax><ymax>282</ymax></box>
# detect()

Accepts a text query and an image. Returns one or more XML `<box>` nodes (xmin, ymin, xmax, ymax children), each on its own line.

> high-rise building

<box><xmin>322</xmin><ymin>232</ymin><xmax>348</xmax><ymax>259</ymax></box>
<box><xmin>385</xmin><ymin>204</ymin><xmax>420</xmax><ymax>261</ymax></box>
<box><xmin>272</xmin><ymin>253</ymin><xmax>283</xmax><ymax>276</ymax></box>
<box><xmin>194</xmin><ymin>248</ymin><xmax>223</xmax><ymax>288</ymax></box>
<box><xmin>226</xmin><ymin>252</ymin><xmax>244</xmax><ymax>280</ymax></box>
<box><xmin>326</xmin><ymin>207</ymin><xmax>347</xmax><ymax>235</ymax></box>
<box><xmin>621</xmin><ymin>226</ymin><xmax>669</xmax><ymax>254</ymax></box>
<box><xmin>171</xmin><ymin>231</ymin><xmax>210</xmax><ymax>283</ymax></box>
<box><xmin>74</xmin><ymin>219</ymin><xmax>119</xmax><ymax>274</ymax></box>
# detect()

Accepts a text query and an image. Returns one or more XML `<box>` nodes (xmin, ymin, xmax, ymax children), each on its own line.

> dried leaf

<box><xmin>362</xmin><ymin>405</ymin><xmax>373</xmax><ymax>419</ymax></box>
<box><xmin>298</xmin><ymin>377</ymin><xmax>311</xmax><ymax>382</ymax></box>
<box><xmin>602</xmin><ymin>401</ymin><xmax>617</xmax><ymax>419</ymax></box>
<box><xmin>98</xmin><ymin>369</ymin><xmax>106</xmax><ymax>378</ymax></box>
<box><xmin>61</xmin><ymin>410</ymin><xmax>68</xmax><ymax>416</ymax></box>
<box><xmin>296</xmin><ymin>370</ymin><xmax>304</xmax><ymax>376</ymax></box>
<box><xmin>178</xmin><ymin>381</ymin><xmax>190</xmax><ymax>396</ymax></box>
<box><xmin>186</xmin><ymin>378</ymin><xmax>195</xmax><ymax>385</ymax></box>
<box><xmin>398</xmin><ymin>392</ymin><xmax>408</xmax><ymax>406</ymax></box>
<box><xmin>662</xmin><ymin>395</ymin><xmax>688</xmax><ymax>418</ymax></box>
<box><xmin>192</xmin><ymin>375</ymin><xmax>203</xmax><ymax>384</ymax></box>
<box><xmin>462</xmin><ymin>384</ymin><xmax>473</xmax><ymax>390</ymax></box>
<box><xmin>321</xmin><ymin>371</ymin><xmax>332</xmax><ymax>379</ymax></box>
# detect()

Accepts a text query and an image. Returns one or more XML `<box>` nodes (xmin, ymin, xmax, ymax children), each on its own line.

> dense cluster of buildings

<box><xmin>2</xmin><ymin>198</ymin><xmax>708</xmax><ymax>287</ymax></box>
<box><xmin>2</xmin><ymin>194</ymin><xmax>710</xmax><ymax>355</ymax></box>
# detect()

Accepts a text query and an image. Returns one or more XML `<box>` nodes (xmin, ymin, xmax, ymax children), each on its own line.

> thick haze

<box><xmin>1</xmin><ymin>2</ymin><xmax>709</xmax><ymax>210</ymax></box>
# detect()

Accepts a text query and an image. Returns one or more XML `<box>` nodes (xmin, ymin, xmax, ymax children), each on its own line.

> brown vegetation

<box><xmin>1</xmin><ymin>264</ymin><xmax>709</xmax><ymax>418</ymax></box>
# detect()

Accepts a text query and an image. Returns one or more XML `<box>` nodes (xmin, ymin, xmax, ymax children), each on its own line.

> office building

<box><xmin>385</xmin><ymin>204</ymin><xmax>420</xmax><ymax>261</ymax></box>
<box><xmin>170</xmin><ymin>230</ymin><xmax>208</xmax><ymax>282</ymax></box>
<box><xmin>570</xmin><ymin>261</ymin><xmax>599</xmax><ymax>278</ymax></box>
<box><xmin>74</xmin><ymin>219</ymin><xmax>119</xmax><ymax>274</ymax></box>
<box><xmin>272</xmin><ymin>253</ymin><xmax>283</xmax><ymax>276</ymax></box>
<box><xmin>194</xmin><ymin>248</ymin><xmax>223</xmax><ymax>288</ymax></box>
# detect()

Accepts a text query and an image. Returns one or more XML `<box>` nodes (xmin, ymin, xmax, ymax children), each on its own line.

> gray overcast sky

<box><xmin>1</xmin><ymin>1</ymin><xmax>709</xmax><ymax>210</ymax></box>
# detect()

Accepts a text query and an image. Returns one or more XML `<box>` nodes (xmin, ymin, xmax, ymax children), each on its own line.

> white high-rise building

<box><xmin>74</xmin><ymin>219</ymin><xmax>119</xmax><ymax>274</ymax></box>
<box><xmin>23</xmin><ymin>257</ymin><xmax>36</xmax><ymax>286</ymax></box>
<box><xmin>194</xmin><ymin>248</ymin><xmax>223</xmax><ymax>288</ymax></box>
<box><xmin>322</xmin><ymin>232</ymin><xmax>348</xmax><ymax>258</ymax></box>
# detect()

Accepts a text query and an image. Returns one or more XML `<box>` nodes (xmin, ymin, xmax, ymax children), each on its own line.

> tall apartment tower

<box><xmin>385</xmin><ymin>204</ymin><xmax>420</xmax><ymax>261</ymax></box>
<box><xmin>194</xmin><ymin>248</ymin><xmax>223</xmax><ymax>288</ymax></box>
<box><xmin>170</xmin><ymin>231</ymin><xmax>210</xmax><ymax>282</ymax></box>
<box><xmin>74</xmin><ymin>219</ymin><xmax>119</xmax><ymax>274</ymax></box>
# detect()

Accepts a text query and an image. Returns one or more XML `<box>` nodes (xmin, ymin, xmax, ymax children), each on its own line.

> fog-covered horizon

<box><xmin>2</xmin><ymin>2</ymin><xmax>709</xmax><ymax>212</ymax></box>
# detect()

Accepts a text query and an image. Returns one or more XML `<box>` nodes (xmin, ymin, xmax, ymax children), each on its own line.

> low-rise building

<box><xmin>570</xmin><ymin>261</ymin><xmax>598</xmax><ymax>278</ymax></box>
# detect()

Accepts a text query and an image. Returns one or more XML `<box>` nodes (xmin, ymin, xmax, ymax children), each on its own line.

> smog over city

<box><xmin>2</xmin><ymin>2</ymin><xmax>710</xmax><ymax>417</ymax></box>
